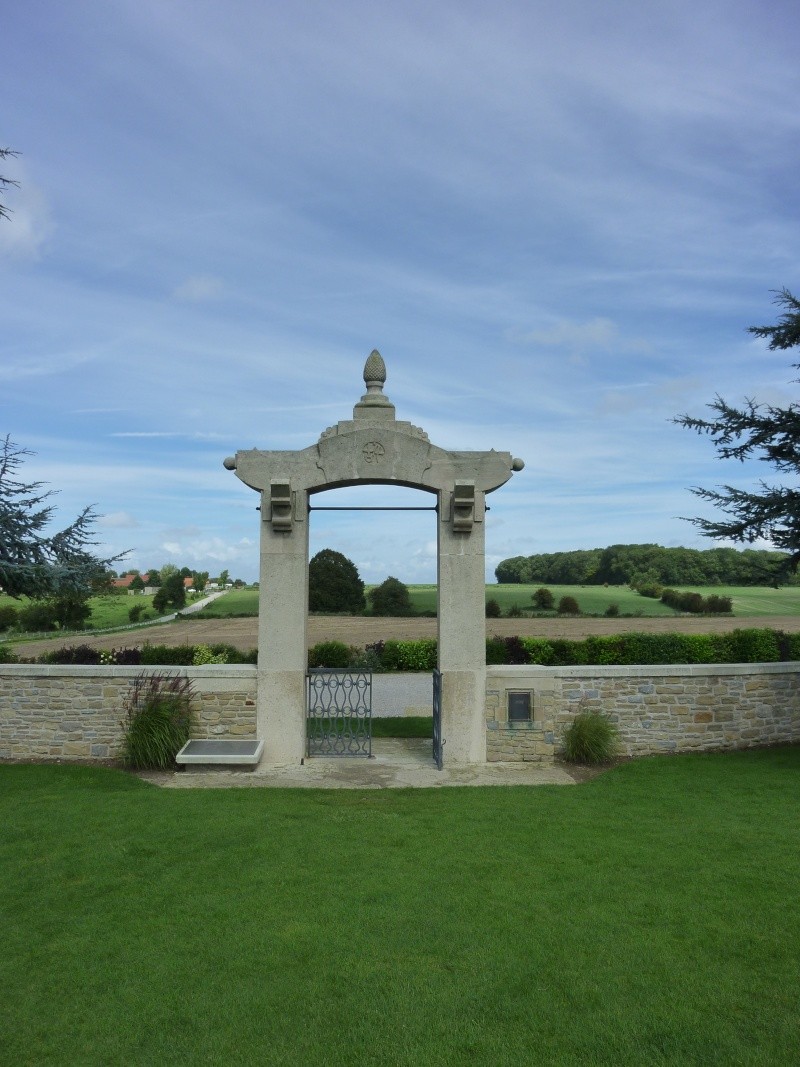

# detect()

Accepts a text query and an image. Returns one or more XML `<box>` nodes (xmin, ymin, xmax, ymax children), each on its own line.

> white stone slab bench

<box><xmin>175</xmin><ymin>739</ymin><xmax>264</xmax><ymax>771</ymax></box>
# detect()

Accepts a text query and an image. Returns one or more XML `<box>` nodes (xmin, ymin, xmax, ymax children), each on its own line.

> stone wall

<box><xmin>486</xmin><ymin>663</ymin><xmax>800</xmax><ymax>762</ymax></box>
<box><xmin>0</xmin><ymin>665</ymin><xmax>256</xmax><ymax>760</ymax></box>
<box><xmin>3</xmin><ymin>663</ymin><xmax>798</xmax><ymax>764</ymax></box>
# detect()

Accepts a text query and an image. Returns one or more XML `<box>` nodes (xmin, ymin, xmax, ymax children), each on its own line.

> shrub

<box><xmin>486</xmin><ymin>637</ymin><xmax>508</xmax><ymax>664</ymax></box>
<box><xmin>557</xmin><ymin>595</ymin><xmax>580</xmax><ymax>615</ymax></box>
<box><xmin>485</xmin><ymin>635</ymin><xmax>529</xmax><ymax>665</ymax></box>
<box><xmin>562</xmin><ymin>711</ymin><xmax>618</xmax><ymax>764</ymax></box>
<box><xmin>119</xmin><ymin>672</ymin><xmax>196</xmax><ymax>769</ymax></box>
<box><xmin>485</xmin><ymin>598</ymin><xmax>502</xmax><ymax>618</ymax></box>
<box><xmin>519</xmin><ymin>637</ymin><xmax>556</xmax><ymax>665</ymax></box>
<box><xmin>369</xmin><ymin>576</ymin><xmax>414</xmax><ymax>616</ymax></box>
<box><xmin>704</xmin><ymin>594</ymin><xmax>733</xmax><ymax>614</ymax></box>
<box><xmin>379</xmin><ymin>639</ymin><xmax>437</xmax><ymax>671</ymax></box>
<box><xmin>18</xmin><ymin>601</ymin><xmax>57</xmax><ymax>632</ymax></box>
<box><xmin>604</xmin><ymin>603</ymin><xmax>620</xmax><ymax>617</ymax></box>
<box><xmin>0</xmin><ymin>605</ymin><xmax>19</xmax><ymax>631</ymax></box>
<box><xmin>308</xmin><ymin>641</ymin><xmax>352</xmax><ymax>668</ymax></box>
<box><xmin>192</xmin><ymin>643</ymin><xmax>228</xmax><ymax>665</ymax></box>
<box><xmin>348</xmin><ymin>640</ymin><xmax>386</xmax><ymax>672</ymax></box>
<box><xmin>684</xmin><ymin>592</ymin><xmax>705</xmax><ymax>614</ymax></box>
<box><xmin>724</xmin><ymin>628</ymin><xmax>781</xmax><ymax>663</ymax></box>
<box><xmin>532</xmin><ymin>587</ymin><xmax>555</xmax><ymax>610</ymax></box>
<box><xmin>0</xmin><ymin>643</ymin><xmax>18</xmax><ymax>663</ymax></box>
<box><xmin>504</xmin><ymin>635</ymin><xmax>529</xmax><ymax>664</ymax></box>
<box><xmin>110</xmin><ymin>647</ymin><xmax>143</xmax><ymax>665</ymax></box>
<box><xmin>128</xmin><ymin>604</ymin><xmax>145</xmax><ymax>623</ymax></box>
<box><xmin>348</xmin><ymin>645</ymin><xmax>385</xmax><ymax>671</ymax></box>
<box><xmin>209</xmin><ymin>642</ymin><xmax>251</xmax><ymax>664</ymax></box>
<box><xmin>786</xmin><ymin>632</ymin><xmax>800</xmax><ymax>661</ymax></box>
<box><xmin>50</xmin><ymin>595</ymin><xmax>92</xmax><ymax>630</ymax></box>
<box><xmin>139</xmin><ymin>644</ymin><xmax>196</xmax><ymax>666</ymax></box>
<box><xmin>660</xmin><ymin>588</ymin><xmax>731</xmax><ymax>614</ymax></box>
<box><xmin>39</xmin><ymin>644</ymin><xmax>101</xmax><ymax>665</ymax></box>
<box><xmin>505</xmin><ymin>604</ymin><xmax>523</xmax><ymax>618</ymax></box>
<box><xmin>634</xmin><ymin>582</ymin><xmax>663</xmax><ymax>599</ymax></box>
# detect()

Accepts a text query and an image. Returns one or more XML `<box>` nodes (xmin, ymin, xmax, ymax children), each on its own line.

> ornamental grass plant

<box><xmin>562</xmin><ymin>710</ymin><xmax>619</xmax><ymax>765</ymax></box>
<box><xmin>119</xmin><ymin>672</ymin><xmax>196</xmax><ymax>769</ymax></box>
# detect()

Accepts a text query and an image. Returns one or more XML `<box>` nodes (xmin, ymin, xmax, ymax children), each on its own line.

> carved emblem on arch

<box><xmin>362</xmin><ymin>441</ymin><xmax>386</xmax><ymax>464</ymax></box>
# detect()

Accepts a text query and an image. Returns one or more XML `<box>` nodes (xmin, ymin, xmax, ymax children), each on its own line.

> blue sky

<box><xmin>3</xmin><ymin>0</ymin><xmax>799</xmax><ymax>584</ymax></box>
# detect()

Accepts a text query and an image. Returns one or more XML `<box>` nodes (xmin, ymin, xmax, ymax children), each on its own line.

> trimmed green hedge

<box><xmin>4</xmin><ymin>629</ymin><xmax>800</xmax><ymax>669</ymax></box>
<box><xmin>509</xmin><ymin>629</ymin><xmax>800</xmax><ymax>666</ymax></box>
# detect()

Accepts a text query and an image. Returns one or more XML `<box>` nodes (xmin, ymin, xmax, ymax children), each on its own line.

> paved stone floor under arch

<box><xmin>136</xmin><ymin>738</ymin><xmax>576</xmax><ymax>789</ymax></box>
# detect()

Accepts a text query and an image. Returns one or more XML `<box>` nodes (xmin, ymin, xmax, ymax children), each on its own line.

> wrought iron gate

<box><xmin>432</xmin><ymin>668</ymin><xmax>443</xmax><ymax>770</ymax></box>
<box><xmin>306</xmin><ymin>669</ymin><xmax>372</xmax><ymax>757</ymax></box>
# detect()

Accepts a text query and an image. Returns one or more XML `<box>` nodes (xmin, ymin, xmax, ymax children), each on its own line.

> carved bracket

<box><xmin>451</xmin><ymin>480</ymin><xmax>476</xmax><ymax>533</ymax></box>
<box><xmin>267</xmin><ymin>479</ymin><xmax>293</xmax><ymax>532</ymax></box>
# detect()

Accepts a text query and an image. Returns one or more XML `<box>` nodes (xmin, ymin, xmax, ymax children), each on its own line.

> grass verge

<box><xmin>371</xmin><ymin>715</ymin><xmax>432</xmax><ymax>738</ymax></box>
<box><xmin>1</xmin><ymin>748</ymin><xmax>799</xmax><ymax>1065</ymax></box>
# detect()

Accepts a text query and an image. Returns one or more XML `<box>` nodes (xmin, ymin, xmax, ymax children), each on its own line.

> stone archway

<box><xmin>224</xmin><ymin>352</ymin><xmax>523</xmax><ymax>766</ymax></box>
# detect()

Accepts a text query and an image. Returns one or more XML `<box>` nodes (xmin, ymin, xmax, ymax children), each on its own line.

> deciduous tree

<box><xmin>369</xmin><ymin>576</ymin><xmax>414</xmax><ymax>616</ymax></box>
<box><xmin>153</xmin><ymin>571</ymin><xmax>187</xmax><ymax>614</ymax></box>
<box><xmin>308</xmin><ymin>549</ymin><xmax>365</xmax><ymax>614</ymax></box>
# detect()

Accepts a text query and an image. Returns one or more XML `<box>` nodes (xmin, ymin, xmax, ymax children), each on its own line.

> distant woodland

<box><xmin>494</xmin><ymin>545</ymin><xmax>798</xmax><ymax>587</ymax></box>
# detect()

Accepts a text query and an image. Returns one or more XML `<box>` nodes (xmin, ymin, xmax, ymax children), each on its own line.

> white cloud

<box><xmin>172</xmin><ymin>274</ymin><xmax>225</xmax><ymax>302</ymax></box>
<box><xmin>0</xmin><ymin>167</ymin><xmax>52</xmax><ymax>260</ymax></box>
<box><xmin>160</xmin><ymin>536</ymin><xmax>254</xmax><ymax>566</ymax></box>
<box><xmin>509</xmin><ymin>317</ymin><xmax>653</xmax><ymax>358</ymax></box>
<box><xmin>98</xmin><ymin>511</ymin><xmax>139</xmax><ymax>529</ymax></box>
<box><xmin>2</xmin><ymin>1</ymin><xmax>797</xmax><ymax>586</ymax></box>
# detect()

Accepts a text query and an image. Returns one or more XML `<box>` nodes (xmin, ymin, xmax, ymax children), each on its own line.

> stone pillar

<box><xmin>437</xmin><ymin>486</ymin><xmax>487</xmax><ymax>763</ymax></box>
<box><xmin>256</xmin><ymin>487</ymin><xmax>308</xmax><ymax>765</ymax></box>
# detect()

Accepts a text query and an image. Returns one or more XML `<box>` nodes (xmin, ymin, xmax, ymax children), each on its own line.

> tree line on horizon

<box><xmin>494</xmin><ymin>544</ymin><xmax>799</xmax><ymax>588</ymax></box>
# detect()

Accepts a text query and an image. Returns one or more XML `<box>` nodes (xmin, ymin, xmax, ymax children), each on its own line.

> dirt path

<box><xmin>11</xmin><ymin>613</ymin><xmax>800</xmax><ymax>659</ymax></box>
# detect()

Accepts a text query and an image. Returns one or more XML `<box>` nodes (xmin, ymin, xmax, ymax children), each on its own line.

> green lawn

<box><xmin>2</xmin><ymin>748</ymin><xmax>799</xmax><ymax>1065</ymax></box>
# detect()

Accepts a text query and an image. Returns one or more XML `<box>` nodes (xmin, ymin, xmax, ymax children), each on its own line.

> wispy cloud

<box><xmin>2</xmin><ymin>0</ymin><xmax>797</xmax><ymax>580</ymax></box>
<box><xmin>172</xmin><ymin>274</ymin><xmax>225</xmax><ymax>302</ymax></box>
<box><xmin>0</xmin><ymin>161</ymin><xmax>52</xmax><ymax>260</ymax></box>
<box><xmin>110</xmin><ymin>431</ymin><xmax>230</xmax><ymax>440</ymax></box>
<box><xmin>97</xmin><ymin>511</ymin><xmax>139</xmax><ymax>529</ymax></box>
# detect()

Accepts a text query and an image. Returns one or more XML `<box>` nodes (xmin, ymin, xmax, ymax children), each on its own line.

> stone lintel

<box><xmin>232</xmin><ymin>437</ymin><xmax>516</xmax><ymax>496</ymax></box>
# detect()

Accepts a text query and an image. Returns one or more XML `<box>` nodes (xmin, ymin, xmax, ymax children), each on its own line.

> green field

<box><xmin>2</xmin><ymin>748</ymin><xmax>799</xmax><ymax>1064</ymax></box>
<box><xmin>3</xmin><ymin>583</ymin><xmax>799</xmax><ymax>643</ymax></box>
<box><xmin>0</xmin><ymin>592</ymin><xmax>161</xmax><ymax>633</ymax></box>
<box><xmin>193</xmin><ymin>586</ymin><xmax>261</xmax><ymax>616</ymax></box>
<box><xmin>479</xmin><ymin>583</ymin><xmax>800</xmax><ymax>617</ymax></box>
<box><xmin>195</xmin><ymin>583</ymin><xmax>800</xmax><ymax>619</ymax></box>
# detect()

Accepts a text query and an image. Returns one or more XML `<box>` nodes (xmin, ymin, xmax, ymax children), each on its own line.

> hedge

<box><xmin>8</xmin><ymin>643</ymin><xmax>258</xmax><ymax>667</ymax></box>
<box><xmin>2</xmin><ymin>629</ymin><xmax>800</xmax><ymax>670</ymax></box>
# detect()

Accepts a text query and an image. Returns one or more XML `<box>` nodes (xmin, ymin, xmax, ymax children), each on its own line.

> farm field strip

<box><xmin>10</xmin><ymin>612</ymin><xmax>800</xmax><ymax>659</ymax></box>
<box><xmin>188</xmin><ymin>583</ymin><xmax>800</xmax><ymax>618</ymax></box>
